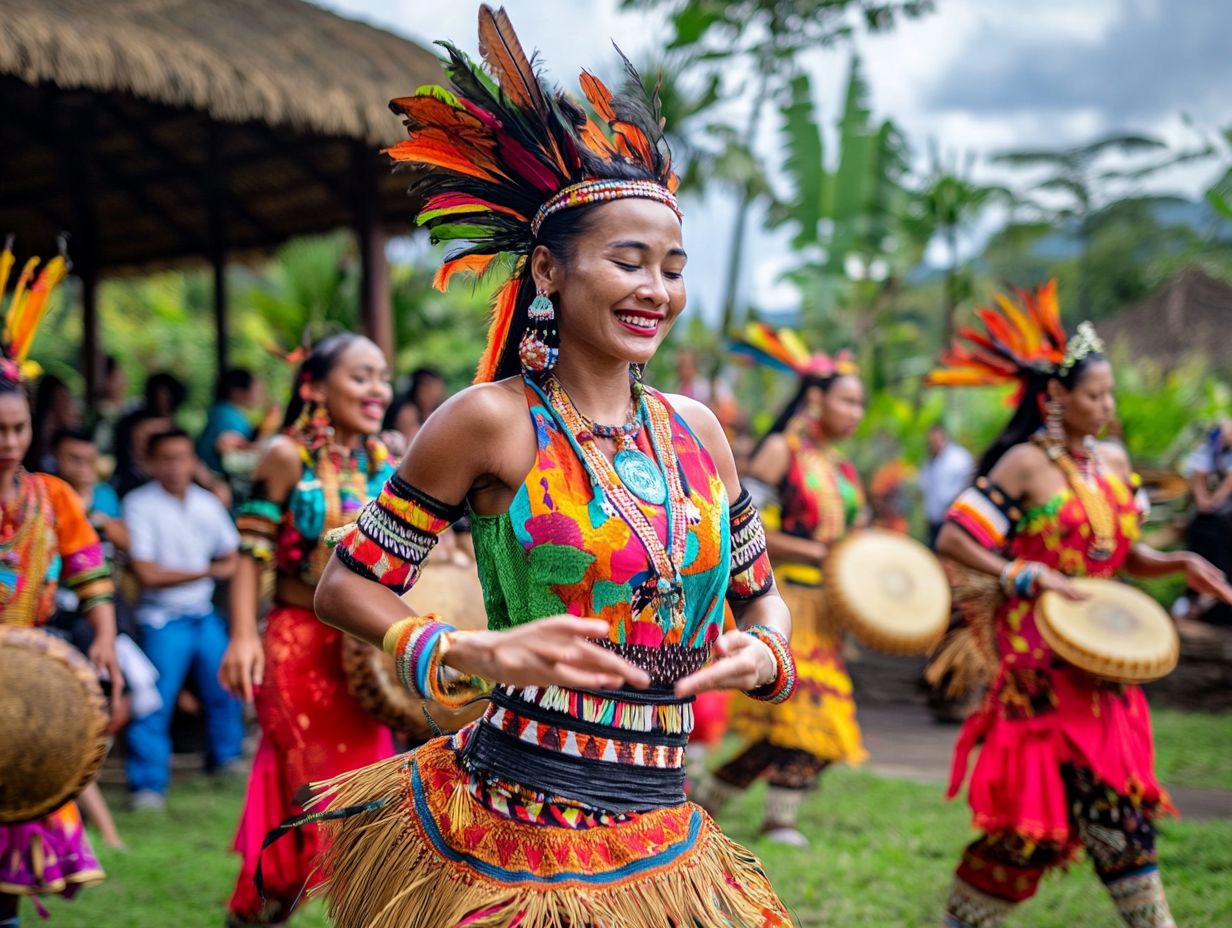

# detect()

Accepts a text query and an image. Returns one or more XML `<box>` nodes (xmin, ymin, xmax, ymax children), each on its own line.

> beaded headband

<box><xmin>531</xmin><ymin>179</ymin><xmax>682</xmax><ymax>237</ymax></box>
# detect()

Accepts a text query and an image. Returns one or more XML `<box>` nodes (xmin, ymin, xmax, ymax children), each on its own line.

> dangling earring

<box><xmin>1047</xmin><ymin>398</ymin><xmax>1065</xmax><ymax>444</ymax></box>
<box><xmin>519</xmin><ymin>287</ymin><xmax>560</xmax><ymax>374</ymax></box>
<box><xmin>295</xmin><ymin>383</ymin><xmax>334</xmax><ymax>452</ymax></box>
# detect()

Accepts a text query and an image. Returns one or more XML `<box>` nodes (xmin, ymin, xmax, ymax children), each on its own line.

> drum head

<box><xmin>826</xmin><ymin>530</ymin><xmax>951</xmax><ymax>654</ymax></box>
<box><xmin>1039</xmin><ymin>578</ymin><xmax>1179</xmax><ymax>684</ymax></box>
<box><xmin>0</xmin><ymin>626</ymin><xmax>109</xmax><ymax>823</ymax></box>
<box><xmin>343</xmin><ymin>560</ymin><xmax>489</xmax><ymax>741</ymax></box>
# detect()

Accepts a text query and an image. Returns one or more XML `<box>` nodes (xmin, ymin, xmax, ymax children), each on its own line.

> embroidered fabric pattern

<box><xmin>946</xmin><ymin>477</ymin><xmax>1023</xmax><ymax>551</ymax></box>
<box><xmin>235</xmin><ymin>496</ymin><xmax>280</xmax><ymax>562</ymax></box>
<box><xmin>728</xmin><ymin>488</ymin><xmax>774</xmax><ymax>603</ymax></box>
<box><xmin>333</xmin><ymin>472</ymin><xmax>463</xmax><ymax>592</ymax></box>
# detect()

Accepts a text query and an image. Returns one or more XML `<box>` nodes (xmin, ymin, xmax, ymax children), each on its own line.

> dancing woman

<box><xmin>693</xmin><ymin>324</ymin><xmax>867</xmax><ymax>846</ymax></box>
<box><xmin>304</xmin><ymin>7</ymin><xmax>795</xmax><ymax>926</ymax></box>
<box><xmin>0</xmin><ymin>244</ymin><xmax>119</xmax><ymax>926</ymax></box>
<box><xmin>219</xmin><ymin>334</ymin><xmax>395</xmax><ymax>926</ymax></box>
<box><xmin>930</xmin><ymin>282</ymin><xmax>1232</xmax><ymax>928</ymax></box>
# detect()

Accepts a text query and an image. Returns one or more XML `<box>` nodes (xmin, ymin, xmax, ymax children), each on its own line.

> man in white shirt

<box><xmin>919</xmin><ymin>424</ymin><xmax>974</xmax><ymax>547</ymax></box>
<box><xmin>1184</xmin><ymin>420</ymin><xmax>1232</xmax><ymax>625</ymax></box>
<box><xmin>122</xmin><ymin>429</ymin><xmax>243</xmax><ymax>809</ymax></box>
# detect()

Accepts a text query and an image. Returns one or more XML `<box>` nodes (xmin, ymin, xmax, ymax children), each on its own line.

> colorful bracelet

<box><xmin>382</xmin><ymin>615</ymin><xmax>488</xmax><ymax>707</ymax></box>
<box><xmin>999</xmin><ymin>558</ymin><xmax>1044</xmax><ymax>598</ymax></box>
<box><xmin>742</xmin><ymin>624</ymin><xmax>797</xmax><ymax>704</ymax></box>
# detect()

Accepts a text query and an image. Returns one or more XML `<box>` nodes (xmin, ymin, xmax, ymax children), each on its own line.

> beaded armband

<box><xmin>728</xmin><ymin>488</ymin><xmax>775</xmax><ymax>603</ymax></box>
<box><xmin>742</xmin><ymin>624</ymin><xmax>797</xmax><ymax>704</ymax></box>
<box><xmin>945</xmin><ymin>477</ymin><xmax>1023</xmax><ymax>552</ymax></box>
<box><xmin>332</xmin><ymin>473</ymin><xmax>464</xmax><ymax>593</ymax></box>
<box><xmin>235</xmin><ymin>495</ymin><xmax>281</xmax><ymax>563</ymax></box>
<box><xmin>382</xmin><ymin>615</ymin><xmax>489</xmax><ymax>708</ymax></box>
<box><xmin>63</xmin><ymin>550</ymin><xmax>114</xmax><ymax>612</ymax></box>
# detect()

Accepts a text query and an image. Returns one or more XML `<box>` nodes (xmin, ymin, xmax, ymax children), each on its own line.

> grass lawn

<box><xmin>1152</xmin><ymin>707</ymin><xmax>1232</xmax><ymax>791</ymax></box>
<box><xmin>32</xmin><ymin>760</ymin><xmax>1231</xmax><ymax>928</ymax></box>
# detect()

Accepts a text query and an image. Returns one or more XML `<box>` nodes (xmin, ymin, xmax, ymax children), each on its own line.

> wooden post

<box><xmin>208</xmin><ymin>123</ymin><xmax>228</xmax><ymax>382</ymax></box>
<box><xmin>56</xmin><ymin>93</ymin><xmax>103</xmax><ymax>408</ymax></box>
<box><xmin>353</xmin><ymin>141</ymin><xmax>393</xmax><ymax>363</ymax></box>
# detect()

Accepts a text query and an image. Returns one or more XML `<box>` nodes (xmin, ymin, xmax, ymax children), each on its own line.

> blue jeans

<box><xmin>125</xmin><ymin>610</ymin><xmax>244</xmax><ymax>795</ymax></box>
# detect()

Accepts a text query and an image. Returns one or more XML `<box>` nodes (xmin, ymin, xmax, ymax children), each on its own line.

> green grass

<box><xmin>1153</xmin><ymin>708</ymin><xmax>1232</xmax><ymax>791</ymax></box>
<box><xmin>31</xmin><ymin>762</ymin><xmax>1232</xmax><ymax>928</ymax></box>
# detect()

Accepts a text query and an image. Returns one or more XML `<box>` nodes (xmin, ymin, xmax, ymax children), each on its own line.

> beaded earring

<box><xmin>518</xmin><ymin>287</ymin><xmax>560</xmax><ymax>373</ymax></box>
<box><xmin>294</xmin><ymin>383</ymin><xmax>335</xmax><ymax>452</ymax></box>
<box><xmin>1047</xmin><ymin>398</ymin><xmax>1065</xmax><ymax>444</ymax></box>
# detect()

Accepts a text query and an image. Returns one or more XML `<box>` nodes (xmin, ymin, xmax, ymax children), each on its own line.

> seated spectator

<box><xmin>1185</xmin><ymin>419</ymin><xmax>1232</xmax><ymax>625</ymax></box>
<box><xmin>122</xmin><ymin>429</ymin><xmax>244</xmax><ymax>809</ymax></box>
<box><xmin>197</xmin><ymin>368</ymin><xmax>279</xmax><ymax>484</ymax></box>
<box><xmin>51</xmin><ymin>428</ymin><xmax>128</xmax><ymax>555</ymax></box>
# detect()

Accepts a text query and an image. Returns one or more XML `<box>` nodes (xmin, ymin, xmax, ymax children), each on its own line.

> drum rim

<box><xmin>1038</xmin><ymin>579</ymin><xmax>1180</xmax><ymax>684</ymax></box>
<box><xmin>825</xmin><ymin>529</ymin><xmax>951</xmax><ymax>655</ymax></box>
<box><xmin>0</xmin><ymin>626</ymin><xmax>110</xmax><ymax>824</ymax></box>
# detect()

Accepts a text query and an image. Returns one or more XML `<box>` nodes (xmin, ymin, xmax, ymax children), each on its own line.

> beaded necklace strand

<box><xmin>1033</xmin><ymin>433</ymin><xmax>1116</xmax><ymax>560</ymax></box>
<box><xmin>537</xmin><ymin>374</ymin><xmax>689</xmax><ymax>629</ymax></box>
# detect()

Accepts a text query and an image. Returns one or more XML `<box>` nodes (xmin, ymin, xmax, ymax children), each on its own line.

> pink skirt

<box><xmin>0</xmin><ymin>802</ymin><xmax>104</xmax><ymax>897</ymax></box>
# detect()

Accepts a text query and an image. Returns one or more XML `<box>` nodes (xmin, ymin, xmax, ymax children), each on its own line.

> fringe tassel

<box><xmin>309</xmin><ymin>749</ymin><xmax>791</xmax><ymax>928</ymax></box>
<box><xmin>925</xmin><ymin>560</ymin><xmax>1002</xmax><ymax>699</ymax></box>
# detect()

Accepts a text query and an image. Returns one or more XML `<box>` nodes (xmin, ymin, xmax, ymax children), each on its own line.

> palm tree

<box><xmin>903</xmin><ymin>148</ymin><xmax>1012</xmax><ymax>346</ymax></box>
<box><xmin>991</xmin><ymin>133</ymin><xmax>1172</xmax><ymax>312</ymax></box>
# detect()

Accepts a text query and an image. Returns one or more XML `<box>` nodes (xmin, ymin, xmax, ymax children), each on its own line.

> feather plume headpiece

<box><xmin>0</xmin><ymin>236</ymin><xmax>68</xmax><ymax>385</ymax></box>
<box><xmin>387</xmin><ymin>5</ymin><xmax>681</xmax><ymax>382</ymax></box>
<box><xmin>728</xmin><ymin>322</ymin><xmax>858</xmax><ymax>380</ymax></box>
<box><xmin>927</xmin><ymin>280</ymin><xmax>1102</xmax><ymax>394</ymax></box>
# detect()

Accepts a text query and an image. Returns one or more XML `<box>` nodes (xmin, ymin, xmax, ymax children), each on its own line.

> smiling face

<box><xmin>302</xmin><ymin>338</ymin><xmax>392</xmax><ymax>438</ymax></box>
<box><xmin>532</xmin><ymin>198</ymin><xmax>687</xmax><ymax>368</ymax></box>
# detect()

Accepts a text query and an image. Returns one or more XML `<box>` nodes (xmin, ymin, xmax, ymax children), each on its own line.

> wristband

<box><xmin>742</xmin><ymin>624</ymin><xmax>797</xmax><ymax>704</ymax></box>
<box><xmin>382</xmin><ymin>614</ymin><xmax>489</xmax><ymax>707</ymax></box>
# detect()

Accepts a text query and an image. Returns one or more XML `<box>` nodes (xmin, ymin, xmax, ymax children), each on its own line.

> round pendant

<box><xmin>613</xmin><ymin>449</ymin><xmax>667</xmax><ymax>505</ymax></box>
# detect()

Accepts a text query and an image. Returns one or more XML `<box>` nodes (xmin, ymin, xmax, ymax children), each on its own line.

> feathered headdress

<box><xmin>0</xmin><ymin>236</ymin><xmax>68</xmax><ymax>385</ymax></box>
<box><xmin>728</xmin><ymin>322</ymin><xmax>858</xmax><ymax>380</ymax></box>
<box><xmin>388</xmin><ymin>5</ymin><xmax>681</xmax><ymax>382</ymax></box>
<box><xmin>927</xmin><ymin>280</ymin><xmax>1103</xmax><ymax>397</ymax></box>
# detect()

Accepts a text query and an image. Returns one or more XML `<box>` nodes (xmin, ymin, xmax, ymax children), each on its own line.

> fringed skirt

<box><xmin>727</xmin><ymin>582</ymin><xmax>865</xmax><ymax>765</ymax></box>
<box><xmin>310</xmin><ymin>735</ymin><xmax>793</xmax><ymax>928</ymax></box>
<box><xmin>0</xmin><ymin>802</ymin><xmax>104</xmax><ymax>897</ymax></box>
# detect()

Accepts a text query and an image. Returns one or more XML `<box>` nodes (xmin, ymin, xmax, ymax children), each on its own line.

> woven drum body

<box><xmin>342</xmin><ymin>560</ymin><xmax>488</xmax><ymax>741</ymax></box>
<box><xmin>825</xmin><ymin>529</ymin><xmax>951</xmax><ymax>655</ymax></box>
<box><xmin>1038</xmin><ymin>578</ymin><xmax>1179</xmax><ymax>684</ymax></box>
<box><xmin>0</xmin><ymin>626</ymin><xmax>109</xmax><ymax>823</ymax></box>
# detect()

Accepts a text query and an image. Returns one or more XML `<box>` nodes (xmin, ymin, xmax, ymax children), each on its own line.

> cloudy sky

<box><xmin>313</xmin><ymin>0</ymin><xmax>1232</xmax><ymax>320</ymax></box>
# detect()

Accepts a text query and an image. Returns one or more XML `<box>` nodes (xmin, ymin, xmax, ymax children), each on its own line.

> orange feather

<box><xmin>475</xmin><ymin>275</ymin><xmax>520</xmax><ymax>383</ymax></box>
<box><xmin>477</xmin><ymin>5</ymin><xmax>546</xmax><ymax>116</ymax></box>
<box><xmin>578</xmin><ymin>72</ymin><xmax>617</xmax><ymax>123</ymax></box>
<box><xmin>433</xmin><ymin>253</ymin><xmax>498</xmax><ymax>292</ymax></box>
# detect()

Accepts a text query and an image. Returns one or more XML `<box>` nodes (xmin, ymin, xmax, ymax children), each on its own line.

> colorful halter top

<box><xmin>462</xmin><ymin>377</ymin><xmax>731</xmax><ymax>812</ymax></box>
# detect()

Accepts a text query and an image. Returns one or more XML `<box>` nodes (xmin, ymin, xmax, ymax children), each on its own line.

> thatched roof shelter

<box><xmin>1100</xmin><ymin>266</ymin><xmax>1232</xmax><ymax>373</ymax></box>
<box><xmin>0</xmin><ymin>0</ymin><xmax>443</xmax><ymax>393</ymax></box>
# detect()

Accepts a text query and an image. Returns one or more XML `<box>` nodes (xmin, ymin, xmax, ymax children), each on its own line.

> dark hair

<box><xmin>490</xmin><ymin>164</ymin><xmax>669</xmax><ymax>382</ymax></box>
<box><xmin>281</xmin><ymin>333</ymin><xmax>367</xmax><ymax>430</ymax></box>
<box><xmin>218</xmin><ymin>367</ymin><xmax>254</xmax><ymax>399</ymax></box>
<box><xmin>146</xmin><ymin>428</ymin><xmax>194</xmax><ymax>458</ymax></box>
<box><xmin>51</xmin><ymin>427</ymin><xmax>95</xmax><ymax>452</ymax></box>
<box><xmin>751</xmin><ymin>373</ymin><xmax>844</xmax><ymax>459</ymax></box>
<box><xmin>408</xmin><ymin>366</ymin><xmax>443</xmax><ymax>401</ymax></box>
<box><xmin>143</xmin><ymin>372</ymin><xmax>187</xmax><ymax>415</ymax></box>
<box><xmin>975</xmin><ymin>353</ymin><xmax>1107</xmax><ymax>477</ymax></box>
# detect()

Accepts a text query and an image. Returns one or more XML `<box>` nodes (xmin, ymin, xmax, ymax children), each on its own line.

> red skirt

<box><xmin>949</xmin><ymin>665</ymin><xmax>1170</xmax><ymax>844</ymax></box>
<box><xmin>227</xmin><ymin>605</ymin><xmax>394</xmax><ymax>920</ymax></box>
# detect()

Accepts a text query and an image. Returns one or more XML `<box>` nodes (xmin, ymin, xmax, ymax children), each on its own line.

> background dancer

<box><xmin>219</xmin><ymin>333</ymin><xmax>395</xmax><ymax>927</ymax></box>
<box><xmin>0</xmin><ymin>242</ymin><xmax>119</xmax><ymax>926</ymax></box>
<box><xmin>930</xmin><ymin>282</ymin><xmax>1232</xmax><ymax>928</ymax></box>
<box><xmin>693</xmin><ymin>323</ymin><xmax>867</xmax><ymax>847</ymax></box>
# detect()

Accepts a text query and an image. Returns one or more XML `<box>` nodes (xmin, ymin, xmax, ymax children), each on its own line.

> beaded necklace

<box><xmin>538</xmin><ymin>374</ymin><xmax>689</xmax><ymax>629</ymax></box>
<box><xmin>0</xmin><ymin>472</ymin><xmax>54</xmax><ymax>624</ymax></box>
<box><xmin>1033</xmin><ymin>433</ymin><xmax>1116</xmax><ymax>560</ymax></box>
<box><xmin>307</xmin><ymin>443</ymin><xmax>371</xmax><ymax>580</ymax></box>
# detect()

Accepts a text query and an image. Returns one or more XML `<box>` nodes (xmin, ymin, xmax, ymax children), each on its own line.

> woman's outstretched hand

<box><xmin>673</xmin><ymin>629</ymin><xmax>775</xmax><ymax>698</ymax></box>
<box><xmin>1185</xmin><ymin>553</ymin><xmax>1232</xmax><ymax>605</ymax></box>
<box><xmin>443</xmin><ymin>616</ymin><xmax>651</xmax><ymax>691</ymax></box>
